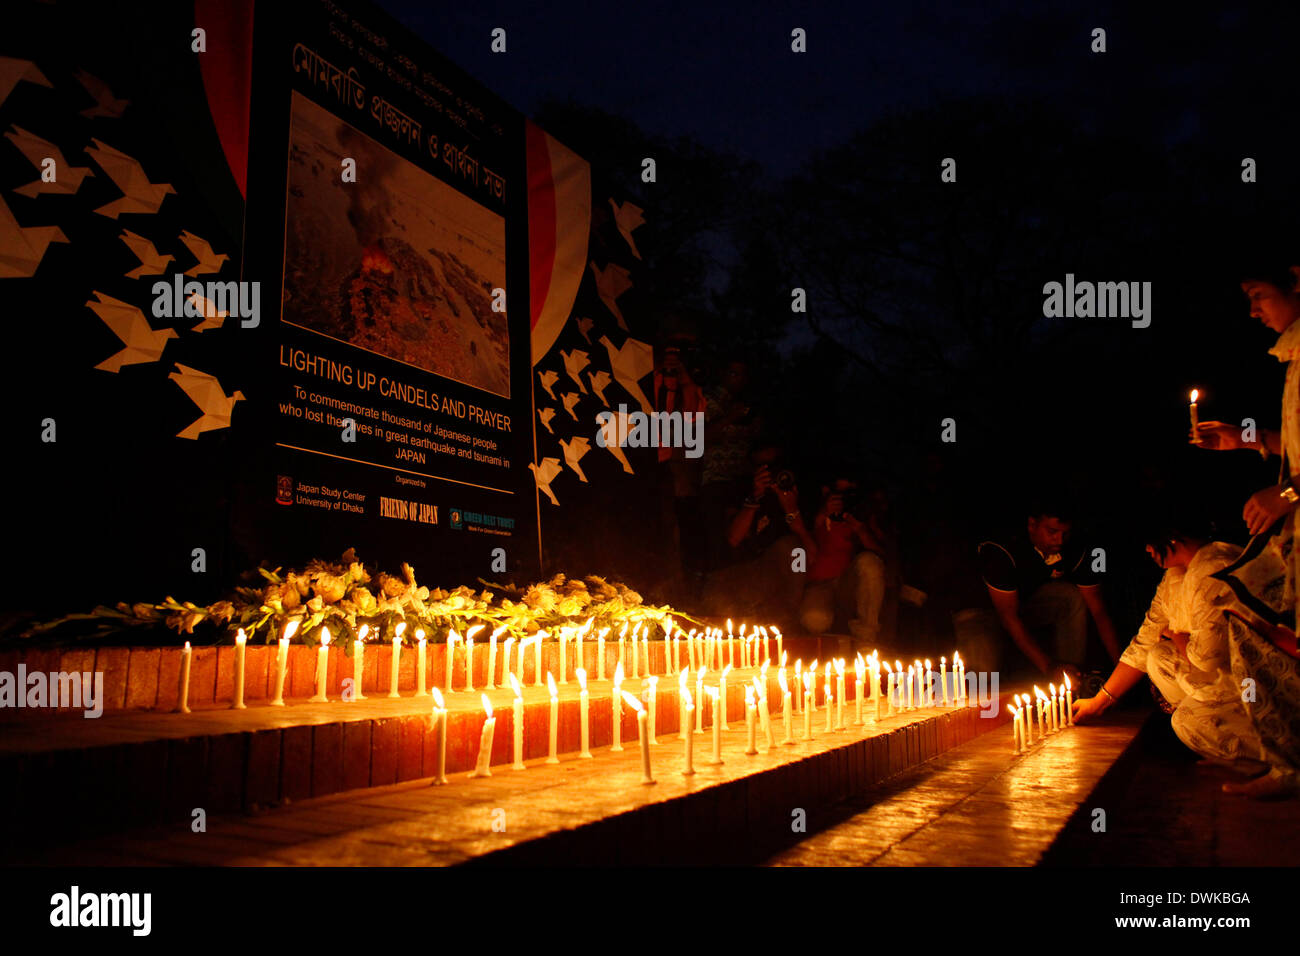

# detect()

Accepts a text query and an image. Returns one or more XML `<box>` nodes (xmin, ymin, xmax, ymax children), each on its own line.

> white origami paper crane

<box><xmin>85</xmin><ymin>290</ymin><xmax>177</xmax><ymax>372</ymax></box>
<box><xmin>0</xmin><ymin>194</ymin><xmax>67</xmax><ymax>278</ymax></box>
<box><xmin>5</xmin><ymin>126</ymin><xmax>94</xmax><ymax>197</ymax></box>
<box><xmin>169</xmin><ymin>364</ymin><xmax>244</xmax><ymax>439</ymax></box>
<box><xmin>561</xmin><ymin>348</ymin><xmax>589</xmax><ymax>393</ymax></box>
<box><xmin>0</xmin><ymin>57</ymin><xmax>52</xmax><ymax>110</ymax></box>
<box><xmin>561</xmin><ymin>391</ymin><xmax>581</xmax><ymax>421</ymax></box>
<box><xmin>608</xmin><ymin>198</ymin><xmax>645</xmax><ymax>259</ymax></box>
<box><xmin>599</xmin><ymin>334</ymin><xmax>654</xmax><ymax>414</ymax></box>
<box><xmin>119</xmin><ymin>229</ymin><xmax>173</xmax><ymax>279</ymax></box>
<box><xmin>85</xmin><ymin>138</ymin><xmax>174</xmax><ymax>217</ymax></box>
<box><xmin>596</xmin><ymin>409</ymin><xmax>635</xmax><ymax>475</ymax></box>
<box><xmin>529</xmin><ymin>457</ymin><xmax>563</xmax><ymax>506</ymax></box>
<box><xmin>559</xmin><ymin>436</ymin><xmax>591</xmax><ymax>482</ymax></box>
<box><xmin>179</xmin><ymin>229</ymin><xmax>229</xmax><ymax>276</ymax></box>
<box><xmin>574</xmin><ymin>316</ymin><xmax>595</xmax><ymax>343</ymax></box>
<box><xmin>537</xmin><ymin>406</ymin><xmax>556</xmax><ymax>434</ymax></box>
<box><xmin>589</xmin><ymin>260</ymin><xmax>632</xmax><ymax>330</ymax></box>
<box><xmin>74</xmin><ymin>69</ymin><xmax>129</xmax><ymax>119</ymax></box>
<box><xmin>537</xmin><ymin>369</ymin><xmax>559</xmax><ymax>401</ymax></box>
<box><xmin>588</xmin><ymin>369</ymin><xmax>612</xmax><ymax>407</ymax></box>
<box><xmin>187</xmin><ymin>292</ymin><xmax>229</xmax><ymax>333</ymax></box>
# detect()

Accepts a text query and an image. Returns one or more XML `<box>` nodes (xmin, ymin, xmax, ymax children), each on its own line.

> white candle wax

<box><xmin>533</xmin><ymin>632</ymin><xmax>543</xmax><ymax>687</ymax></box>
<box><xmin>487</xmin><ymin>627</ymin><xmax>503</xmax><ymax>690</ymax></box>
<box><xmin>416</xmin><ymin>631</ymin><xmax>428</xmax><ymax>697</ymax></box>
<box><xmin>352</xmin><ymin>631</ymin><xmax>367</xmax><ymax>702</ymax></box>
<box><xmin>720</xmin><ymin>666</ymin><xmax>731</xmax><ymax>730</ymax></box>
<box><xmin>745</xmin><ymin>688</ymin><xmax>757</xmax><ymax>755</ymax></box>
<box><xmin>683</xmin><ymin>693</ymin><xmax>695</xmax><ymax>775</ymax></box>
<box><xmin>803</xmin><ymin>689</ymin><xmax>813</xmax><ymax>740</ymax></box>
<box><xmin>431</xmin><ymin>688</ymin><xmax>448</xmax><ymax>785</ymax></box>
<box><xmin>612</xmin><ymin>663</ymin><xmax>624</xmax><ymax>752</ymax></box>
<box><xmin>646</xmin><ymin>676</ymin><xmax>658</xmax><ymax>744</ymax></box>
<box><xmin>176</xmin><ymin>641</ymin><xmax>192</xmax><ymax>714</ymax></box>
<box><xmin>598</xmin><ymin>631</ymin><xmax>606</xmax><ymax>681</ymax></box>
<box><xmin>695</xmin><ymin>670</ymin><xmax>705</xmax><ymax>733</ymax></box>
<box><xmin>472</xmin><ymin>694</ymin><xmax>495</xmax><ymax>777</ymax></box>
<box><xmin>633</xmin><ymin>697</ymin><xmax>653</xmax><ymax>784</ymax></box>
<box><xmin>710</xmin><ymin>687</ymin><xmax>723</xmax><ymax>765</ymax></box>
<box><xmin>312</xmin><ymin>629</ymin><xmax>330</xmax><ymax>702</ymax></box>
<box><xmin>465</xmin><ymin>625</ymin><xmax>482</xmax><ymax>693</ymax></box>
<box><xmin>782</xmin><ymin>689</ymin><xmax>794</xmax><ymax>744</ymax></box>
<box><xmin>271</xmin><ymin>621</ymin><xmax>297</xmax><ymax>706</ymax></box>
<box><xmin>546</xmin><ymin>672</ymin><xmax>559</xmax><ymax>764</ymax></box>
<box><xmin>389</xmin><ymin>635</ymin><xmax>402</xmax><ymax>699</ymax></box>
<box><xmin>678</xmin><ymin>670</ymin><xmax>689</xmax><ymax>739</ymax></box>
<box><xmin>232</xmin><ymin>631</ymin><xmax>247</xmax><ymax>710</ymax></box>
<box><xmin>578</xmin><ymin>669</ymin><xmax>592</xmax><ymax>758</ymax></box>
<box><xmin>825</xmin><ymin>681</ymin><xmax>834</xmax><ymax>733</ymax></box>
<box><xmin>444</xmin><ymin>630</ymin><xmax>457</xmax><ymax>694</ymax></box>
<box><xmin>511</xmin><ymin>677</ymin><xmax>525</xmax><ymax>770</ymax></box>
<box><xmin>1065</xmin><ymin>679</ymin><xmax>1074</xmax><ymax>726</ymax></box>
<box><xmin>836</xmin><ymin>666</ymin><xmax>846</xmax><ymax>730</ymax></box>
<box><xmin>559</xmin><ymin>628</ymin><xmax>568</xmax><ymax>684</ymax></box>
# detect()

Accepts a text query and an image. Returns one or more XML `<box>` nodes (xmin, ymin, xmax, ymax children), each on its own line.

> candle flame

<box><xmin>781</xmin><ymin>650</ymin><xmax>788</xmax><ymax>666</ymax></box>
<box><xmin>614</xmin><ymin>662</ymin><xmax>624</xmax><ymax>687</ymax></box>
<box><xmin>1035</xmin><ymin>686</ymin><xmax>1048</xmax><ymax>701</ymax></box>
<box><xmin>283</xmin><ymin>620</ymin><xmax>300</xmax><ymax>642</ymax></box>
<box><xmin>236</xmin><ymin>628</ymin><xmax>246</xmax><ymax>644</ymax></box>
<box><xmin>778</xmin><ymin>669</ymin><xmax>789</xmax><ymax>693</ymax></box>
<box><xmin>466</xmin><ymin>624</ymin><xmax>485</xmax><ymax>641</ymax></box>
<box><xmin>1049</xmin><ymin>682</ymin><xmax>1057</xmax><ymax>697</ymax></box>
<box><xmin>547</xmin><ymin>672</ymin><xmax>557</xmax><ymax>697</ymax></box>
<box><xmin>395</xmin><ymin>621</ymin><xmax>407</xmax><ymax>638</ymax></box>
<box><xmin>357</xmin><ymin>624</ymin><xmax>369</xmax><ymax>641</ymax></box>
<box><xmin>183</xmin><ymin>640</ymin><xmax>191</xmax><ymax>651</ymax></box>
<box><xmin>882</xmin><ymin>660</ymin><xmax>891</xmax><ymax>673</ymax></box>
<box><xmin>726</xmin><ymin>618</ymin><xmax>733</xmax><ymax>634</ymax></box>
<box><xmin>739</xmin><ymin>622</ymin><xmax>747</xmax><ymax>637</ymax></box>
<box><xmin>683</xmin><ymin>688</ymin><xmax>693</xmax><ymax>710</ymax></box>
<box><xmin>810</xmin><ymin>659</ymin><xmax>818</xmax><ymax>674</ymax></box>
<box><xmin>679</xmin><ymin>669</ymin><xmax>688</xmax><ymax>690</ymax></box>
<box><xmin>664</xmin><ymin>616</ymin><xmax>674</xmax><ymax>636</ymax></box>
<box><xmin>723</xmin><ymin>663</ymin><xmax>733</xmax><ymax>678</ymax></box>
<box><xmin>925</xmin><ymin>659</ymin><xmax>931</xmax><ymax>669</ymax></box>
<box><xmin>1190</xmin><ymin>388</ymin><xmax>1199</xmax><ymax>403</ymax></box>
<box><xmin>509</xmin><ymin>673</ymin><xmax>521</xmax><ymax>697</ymax></box>
<box><xmin>745</xmin><ymin>684</ymin><xmax>755</xmax><ymax>704</ymax></box>
<box><xmin>431</xmin><ymin>687</ymin><xmax>445</xmax><ymax>709</ymax></box>
<box><xmin>482</xmin><ymin>693</ymin><xmax>493</xmax><ymax>718</ymax></box>
<box><xmin>1063</xmin><ymin>674</ymin><xmax>1071</xmax><ymax>690</ymax></box>
<box><xmin>577</xmin><ymin>668</ymin><xmax>587</xmax><ymax>692</ymax></box>
<box><xmin>621</xmin><ymin>689</ymin><xmax>644</xmax><ymax>713</ymax></box>
<box><xmin>491</xmin><ymin>625</ymin><xmax>508</xmax><ymax>640</ymax></box>
<box><xmin>320</xmin><ymin>627</ymin><xmax>330</xmax><ymax>646</ymax></box>
<box><xmin>619</xmin><ymin>622</ymin><xmax>629</xmax><ymax>638</ymax></box>
<box><xmin>752</xmin><ymin>676</ymin><xmax>764</xmax><ymax>700</ymax></box>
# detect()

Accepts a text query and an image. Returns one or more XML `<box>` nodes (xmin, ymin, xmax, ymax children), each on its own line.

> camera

<box><xmin>774</xmin><ymin>469</ymin><xmax>796</xmax><ymax>492</ymax></box>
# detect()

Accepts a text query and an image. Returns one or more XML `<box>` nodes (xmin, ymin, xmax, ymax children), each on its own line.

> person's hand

<box><xmin>817</xmin><ymin>492</ymin><xmax>844</xmax><ymax>521</ymax></box>
<box><xmin>1243</xmin><ymin>484</ymin><xmax>1295</xmax><ymax>536</ymax></box>
<box><xmin>1072</xmin><ymin>694</ymin><xmax>1108</xmax><ymax>723</ymax></box>
<box><xmin>774</xmin><ymin>483</ymin><xmax>799</xmax><ymax>516</ymax></box>
<box><xmin>750</xmin><ymin>465</ymin><xmax>773</xmax><ymax>499</ymax></box>
<box><xmin>1194</xmin><ymin>421</ymin><xmax>1247</xmax><ymax>450</ymax></box>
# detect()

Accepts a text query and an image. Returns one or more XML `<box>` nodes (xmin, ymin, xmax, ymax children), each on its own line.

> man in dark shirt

<box><xmin>978</xmin><ymin>503</ymin><xmax>1120</xmax><ymax>677</ymax></box>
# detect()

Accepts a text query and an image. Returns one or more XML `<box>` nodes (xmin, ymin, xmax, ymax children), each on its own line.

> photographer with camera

<box><xmin>796</xmin><ymin>477</ymin><xmax>897</xmax><ymax>647</ymax></box>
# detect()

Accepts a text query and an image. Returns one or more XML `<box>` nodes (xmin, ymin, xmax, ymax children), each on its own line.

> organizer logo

<box><xmin>449</xmin><ymin>508</ymin><xmax>463</xmax><ymax>530</ymax></box>
<box><xmin>276</xmin><ymin>475</ymin><xmax>293</xmax><ymax>506</ymax></box>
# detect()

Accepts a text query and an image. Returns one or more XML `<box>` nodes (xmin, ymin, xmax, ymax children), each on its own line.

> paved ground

<box><xmin>1041</xmin><ymin>715</ymin><xmax>1300</xmax><ymax>867</ymax></box>
<box><xmin>765</xmin><ymin>706</ymin><xmax>1148</xmax><ymax>866</ymax></box>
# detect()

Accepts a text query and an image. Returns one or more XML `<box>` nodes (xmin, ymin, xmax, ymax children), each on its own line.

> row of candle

<box><xmin>433</xmin><ymin>649</ymin><xmax>976</xmax><ymax>785</ymax></box>
<box><xmin>1008</xmin><ymin>678</ymin><xmax>1073</xmax><ymax>753</ymax></box>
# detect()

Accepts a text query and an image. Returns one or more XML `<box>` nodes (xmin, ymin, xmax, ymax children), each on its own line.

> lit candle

<box><xmin>726</xmin><ymin>618</ymin><xmax>734</xmax><ymax>669</ymax></box>
<box><xmin>415</xmin><ymin>628</ymin><xmax>428</xmax><ymax>697</ymax></box>
<box><xmin>431</xmin><ymin>687</ymin><xmax>448</xmax><ymax>785</ymax></box>
<box><xmin>444</xmin><ymin>627</ymin><xmax>458</xmax><ymax>694</ymax></box>
<box><xmin>1064</xmin><ymin>674</ymin><xmax>1074</xmax><ymax>726</ymax></box>
<box><xmin>533</xmin><ymin>632</ymin><xmax>543</xmax><ymax>687</ymax></box>
<box><xmin>1189</xmin><ymin>388</ymin><xmax>1201</xmax><ymax>444</ymax></box>
<box><xmin>645</xmin><ymin>675</ymin><xmax>658</xmax><ymax>744</ymax></box>
<box><xmin>618</xmin><ymin>624</ymin><xmax>628</xmax><ymax>680</ymax></box>
<box><xmin>794</xmin><ymin>660</ymin><xmax>803</xmax><ymax>714</ymax></box>
<box><xmin>232</xmin><ymin>629</ymin><xmax>247</xmax><ymax>710</ymax></box>
<box><xmin>924</xmin><ymin>659</ymin><xmax>933</xmax><ymax>706</ymax></box>
<box><xmin>835</xmin><ymin>659</ymin><xmax>846</xmax><ymax>730</ymax></box>
<box><xmin>756</xmin><ymin>677</ymin><xmax>774</xmax><ymax>750</ymax></box>
<box><xmin>1049</xmin><ymin>683</ymin><xmax>1058</xmax><ymax>733</ymax></box>
<box><xmin>744</xmin><ymin>685</ymin><xmax>758</xmax><ymax>755</ymax></box>
<box><xmin>739</xmin><ymin>622</ymin><xmax>748</xmax><ymax>668</ymax></box>
<box><xmin>719</xmin><ymin>664</ymin><xmax>732</xmax><ymax>730</ymax></box>
<box><xmin>176</xmin><ymin>640</ymin><xmax>192</xmax><ymax>714</ymax></box>
<box><xmin>612</xmin><ymin>662</ymin><xmax>625</xmax><ymax>752</ymax></box>
<box><xmin>509</xmin><ymin>674</ymin><xmax>525</xmax><ymax>770</ymax></box>
<box><xmin>559</xmin><ymin>627</ymin><xmax>568</xmax><ymax>684</ymax></box>
<box><xmin>939</xmin><ymin>657</ymin><xmax>948</xmax><ymax>706</ymax></box>
<box><xmin>672</xmin><ymin>633</ymin><xmax>680</xmax><ymax>675</ymax></box>
<box><xmin>472</xmin><ymin>694</ymin><xmax>496</xmax><ymax>777</ymax></box>
<box><xmin>666</xmin><ymin>618</ymin><xmax>676</xmax><ymax>673</ymax></box>
<box><xmin>854</xmin><ymin>655</ymin><xmax>864</xmax><ymax>725</ymax></box>
<box><xmin>774</xmin><ymin>626</ymin><xmax>783</xmax><ymax>666</ymax></box>
<box><xmin>709</xmin><ymin>685</ymin><xmax>724</xmax><ymax>765</ymax></box>
<box><xmin>914</xmin><ymin>659</ymin><xmax>923</xmax><ymax>707</ymax></box>
<box><xmin>464</xmin><ymin>624</ymin><xmax>482</xmax><ymax>693</ymax></box>
<box><xmin>642</xmin><ymin>629</ymin><xmax>650</xmax><ymax>678</ymax></box>
<box><xmin>487</xmin><ymin>626</ymin><xmax>505</xmax><ymax>690</ymax></box>
<box><xmin>576</xmin><ymin>620</ymin><xmax>589</xmax><ymax>680</ymax></box>
<box><xmin>679</xmin><ymin>669</ymin><xmax>690</xmax><ymax>739</ymax></box>
<box><xmin>545</xmin><ymin>671</ymin><xmax>560</xmax><ymax>763</ymax></box>
<box><xmin>688</xmin><ymin>628</ymin><xmax>698</xmax><ymax>672</ymax></box>
<box><xmin>824</xmin><ymin>677</ymin><xmax>834</xmax><ymax>733</ymax></box>
<box><xmin>503</xmin><ymin>636</ymin><xmax>516</xmax><ymax>691</ymax></box>
<box><xmin>271</xmin><ymin>620</ymin><xmax>297</xmax><ymax>707</ymax></box>
<box><xmin>883</xmin><ymin>661</ymin><xmax>894</xmax><ymax>716</ymax></box>
<box><xmin>389</xmin><ymin>624</ymin><xmax>404</xmax><ymax>699</ymax></box>
<box><xmin>695</xmin><ymin>666</ymin><xmax>706</xmax><ymax>734</ymax></box>
<box><xmin>802</xmin><ymin>683</ymin><xmax>813</xmax><ymax>740</ymax></box>
<box><xmin>1012</xmin><ymin>704</ymin><xmax>1024</xmax><ymax>754</ymax></box>
<box><xmin>311</xmin><ymin>627</ymin><xmax>330</xmax><ymax>702</ymax></box>
<box><xmin>597</xmin><ymin>627</ymin><xmax>608</xmax><ymax>680</ymax></box>
<box><xmin>894</xmin><ymin>660</ymin><xmax>903</xmax><ymax>710</ymax></box>
<box><xmin>682</xmin><ymin>689</ymin><xmax>696</xmax><ymax>775</ymax></box>
<box><xmin>1033</xmin><ymin>687</ymin><xmax>1046</xmax><ymax>741</ymax></box>
<box><xmin>956</xmin><ymin>653</ymin><xmax>965</xmax><ymax>705</ymax></box>
<box><xmin>808</xmin><ymin>661</ymin><xmax>819</xmax><ymax>714</ymax></box>
<box><xmin>906</xmin><ymin>665</ymin><xmax>914</xmax><ymax>709</ymax></box>
<box><xmin>351</xmin><ymin>625</ymin><xmax>368</xmax><ymax>701</ymax></box>
<box><xmin>578</xmin><ymin>668</ymin><xmax>592</xmax><ymax>758</ymax></box>
<box><xmin>624</xmin><ymin>690</ymin><xmax>654</xmax><ymax>784</ymax></box>
<box><xmin>630</xmin><ymin>624</ymin><xmax>641</xmax><ymax>678</ymax></box>
<box><xmin>779</xmin><ymin>669</ymin><xmax>794</xmax><ymax>744</ymax></box>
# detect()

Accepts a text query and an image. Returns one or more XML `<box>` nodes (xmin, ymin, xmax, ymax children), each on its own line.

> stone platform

<box><xmin>5</xmin><ymin>682</ymin><xmax>1021</xmax><ymax>865</ymax></box>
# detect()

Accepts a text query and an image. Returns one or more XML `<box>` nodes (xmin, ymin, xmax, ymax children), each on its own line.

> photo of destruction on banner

<box><xmin>282</xmin><ymin>92</ymin><xmax>510</xmax><ymax>397</ymax></box>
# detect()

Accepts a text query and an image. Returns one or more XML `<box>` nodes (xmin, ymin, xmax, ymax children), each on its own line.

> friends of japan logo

<box><xmin>276</xmin><ymin>475</ymin><xmax>293</xmax><ymax>506</ymax></box>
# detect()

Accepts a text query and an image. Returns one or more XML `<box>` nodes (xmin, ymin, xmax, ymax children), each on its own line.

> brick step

<box><xmin>1</xmin><ymin>639</ymin><xmax>944</xmax><ymax>845</ymax></box>
<box><xmin>8</xmin><ymin>688</ymin><xmax>1025</xmax><ymax>866</ymax></box>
